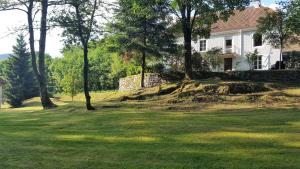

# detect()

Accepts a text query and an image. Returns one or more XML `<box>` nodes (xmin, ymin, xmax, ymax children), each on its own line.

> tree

<box><xmin>169</xmin><ymin>0</ymin><xmax>250</xmax><ymax>78</ymax></box>
<box><xmin>53</xmin><ymin>0</ymin><xmax>107</xmax><ymax>110</ymax></box>
<box><xmin>112</xmin><ymin>0</ymin><xmax>175</xmax><ymax>88</ymax></box>
<box><xmin>162</xmin><ymin>45</ymin><xmax>184</xmax><ymax>72</ymax></box>
<box><xmin>203</xmin><ymin>47</ymin><xmax>223</xmax><ymax>71</ymax></box>
<box><xmin>245</xmin><ymin>49</ymin><xmax>261</xmax><ymax>70</ymax></box>
<box><xmin>49</xmin><ymin>37</ymin><xmax>135</xmax><ymax>95</ymax></box>
<box><xmin>50</xmin><ymin>47</ymin><xmax>83</xmax><ymax>96</ymax></box>
<box><xmin>0</xmin><ymin>0</ymin><xmax>56</xmax><ymax>109</ymax></box>
<box><xmin>286</xmin><ymin>0</ymin><xmax>300</xmax><ymax>35</ymax></box>
<box><xmin>61</xmin><ymin>68</ymin><xmax>80</xmax><ymax>101</ymax></box>
<box><xmin>257</xmin><ymin>0</ymin><xmax>300</xmax><ymax>69</ymax></box>
<box><xmin>3</xmin><ymin>34</ymin><xmax>38</xmax><ymax>107</ymax></box>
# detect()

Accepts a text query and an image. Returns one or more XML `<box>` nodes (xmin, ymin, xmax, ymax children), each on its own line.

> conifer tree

<box><xmin>3</xmin><ymin>34</ymin><xmax>38</xmax><ymax>107</ymax></box>
<box><xmin>0</xmin><ymin>0</ymin><xmax>56</xmax><ymax>109</ymax></box>
<box><xmin>112</xmin><ymin>0</ymin><xmax>175</xmax><ymax>88</ymax></box>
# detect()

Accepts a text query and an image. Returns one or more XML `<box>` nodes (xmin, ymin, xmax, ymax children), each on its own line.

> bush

<box><xmin>149</xmin><ymin>63</ymin><xmax>165</xmax><ymax>74</ymax></box>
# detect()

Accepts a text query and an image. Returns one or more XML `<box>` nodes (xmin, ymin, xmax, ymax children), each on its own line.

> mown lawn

<box><xmin>0</xmin><ymin>97</ymin><xmax>300</xmax><ymax>169</ymax></box>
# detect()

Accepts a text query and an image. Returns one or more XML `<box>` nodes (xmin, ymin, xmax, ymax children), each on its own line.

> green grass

<box><xmin>1</xmin><ymin>91</ymin><xmax>300</xmax><ymax>168</ymax></box>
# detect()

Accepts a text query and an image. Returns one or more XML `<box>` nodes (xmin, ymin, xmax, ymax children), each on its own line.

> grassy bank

<box><xmin>1</xmin><ymin>84</ymin><xmax>300</xmax><ymax>169</ymax></box>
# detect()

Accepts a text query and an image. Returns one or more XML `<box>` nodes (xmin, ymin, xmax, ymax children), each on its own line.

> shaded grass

<box><xmin>1</xmin><ymin>93</ymin><xmax>300</xmax><ymax>169</ymax></box>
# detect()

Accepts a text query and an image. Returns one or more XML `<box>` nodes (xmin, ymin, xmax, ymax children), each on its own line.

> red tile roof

<box><xmin>211</xmin><ymin>7</ymin><xmax>272</xmax><ymax>33</ymax></box>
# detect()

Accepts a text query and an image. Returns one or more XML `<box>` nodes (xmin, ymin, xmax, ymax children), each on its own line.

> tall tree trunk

<box><xmin>182</xmin><ymin>20</ymin><xmax>193</xmax><ymax>79</ymax></box>
<box><xmin>74</xmin><ymin>5</ymin><xmax>95</xmax><ymax>111</ymax></box>
<box><xmin>38</xmin><ymin>0</ymin><xmax>55</xmax><ymax>109</ymax></box>
<box><xmin>27</xmin><ymin>0</ymin><xmax>39</xmax><ymax>81</ymax></box>
<box><xmin>141</xmin><ymin>50</ymin><xmax>146</xmax><ymax>88</ymax></box>
<box><xmin>83</xmin><ymin>45</ymin><xmax>95</xmax><ymax>110</ymax></box>
<box><xmin>180</xmin><ymin>4</ymin><xmax>193</xmax><ymax>79</ymax></box>
<box><xmin>27</xmin><ymin>0</ymin><xmax>55</xmax><ymax>109</ymax></box>
<box><xmin>141</xmin><ymin>24</ymin><xmax>147</xmax><ymax>88</ymax></box>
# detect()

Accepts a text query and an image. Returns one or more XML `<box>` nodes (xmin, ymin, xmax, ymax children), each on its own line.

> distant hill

<box><xmin>0</xmin><ymin>54</ymin><xmax>10</xmax><ymax>61</ymax></box>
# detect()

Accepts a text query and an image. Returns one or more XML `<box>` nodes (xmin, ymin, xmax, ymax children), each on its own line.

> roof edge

<box><xmin>211</xmin><ymin>27</ymin><xmax>257</xmax><ymax>36</ymax></box>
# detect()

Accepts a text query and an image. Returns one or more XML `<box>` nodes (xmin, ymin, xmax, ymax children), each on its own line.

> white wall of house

<box><xmin>190</xmin><ymin>29</ymin><xmax>281</xmax><ymax>72</ymax></box>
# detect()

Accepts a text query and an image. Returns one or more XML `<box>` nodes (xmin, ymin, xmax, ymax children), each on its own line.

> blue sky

<box><xmin>262</xmin><ymin>0</ymin><xmax>277</xmax><ymax>5</ymax></box>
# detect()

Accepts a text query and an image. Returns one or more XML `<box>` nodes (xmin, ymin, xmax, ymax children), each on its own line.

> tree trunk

<box><xmin>180</xmin><ymin>4</ymin><xmax>193</xmax><ymax>79</ymax></box>
<box><xmin>27</xmin><ymin>0</ymin><xmax>39</xmax><ymax>81</ymax></box>
<box><xmin>27</xmin><ymin>0</ymin><xmax>55</xmax><ymax>109</ymax></box>
<box><xmin>279</xmin><ymin>41</ymin><xmax>283</xmax><ymax>70</ymax></box>
<box><xmin>140</xmin><ymin>23</ymin><xmax>148</xmax><ymax>88</ymax></box>
<box><xmin>74</xmin><ymin>5</ymin><xmax>95</xmax><ymax>110</ymax></box>
<box><xmin>83</xmin><ymin>45</ymin><xmax>95</xmax><ymax>110</ymax></box>
<box><xmin>182</xmin><ymin>22</ymin><xmax>193</xmax><ymax>79</ymax></box>
<box><xmin>38</xmin><ymin>0</ymin><xmax>55</xmax><ymax>109</ymax></box>
<box><xmin>141</xmin><ymin>50</ymin><xmax>146</xmax><ymax>88</ymax></box>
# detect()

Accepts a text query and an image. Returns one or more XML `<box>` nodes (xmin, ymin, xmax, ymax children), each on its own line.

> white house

<box><xmin>192</xmin><ymin>6</ymin><xmax>281</xmax><ymax>72</ymax></box>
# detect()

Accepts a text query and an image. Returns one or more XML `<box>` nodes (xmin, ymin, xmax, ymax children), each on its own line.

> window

<box><xmin>225</xmin><ymin>38</ymin><xmax>232</xmax><ymax>53</ymax></box>
<box><xmin>200</xmin><ymin>40</ymin><xmax>206</xmax><ymax>52</ymax></box>
<box><xmin>253</xmin><ymin>33</ymin><xmax>263</xmax><ymax>47</ymax></box>
<box><xmin>254</xmin><ymin>56</ymin><xmax>262</xmax><ymax>70</ymax></box>
<box><xmin>225</xmin><ymin>39</ymin><xmax>232</xmax><ymax>49</ymax></box>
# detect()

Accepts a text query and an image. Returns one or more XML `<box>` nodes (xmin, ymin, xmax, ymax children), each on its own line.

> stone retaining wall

<box><xmin>119</xmin><ymin>73</ymin><xmax>166</xmax><ymax>91</ymax></box>
<box><xmin>162</xmin><ymin>70</ymin><xmax>300</xmax><ymax>83</ymax></box>
<box><xmin>194</xmin><ymin>70</ymin><xmax>300</xmax><ymax>82</ymax></box>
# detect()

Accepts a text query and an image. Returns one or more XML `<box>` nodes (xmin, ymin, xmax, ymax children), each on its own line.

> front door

<box><xmin>224</xmin><ymin>58</ymin><xmax>233</xmax><ymax>71</ymax></box>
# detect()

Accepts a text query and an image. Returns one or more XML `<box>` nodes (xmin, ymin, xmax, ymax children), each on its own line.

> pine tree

<box><xmin>3</xmin><ymin>34</ymin><xmax>38</xmax><ymax>107</ymax></box>
<box><xmin>112</xmin><ymin>0</ymin><xmax>176</xmax><ymax>88</ymax></box>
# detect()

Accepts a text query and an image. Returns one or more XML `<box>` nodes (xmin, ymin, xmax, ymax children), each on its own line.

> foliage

<box><xmin>169</xmin><ymin>0</ymin><xmax>250</xmax><ymax>78</ymax></box>
<box><xmin>0</xmin><ymin>0</ymin><xmax>56</xmax><ymax>109</ymax></box>
<box><xmin>2</xmin><ymin>34</ymin><xmax>38</xmax><ymax>107</ymax></box>
<box><xmin>162</xmin><ymin>45</ymin><xmax>184</xmax><ymax>72</ymax></box>
<box><xmin>53</xmin><ymin>0</ymin><xmax>107</xmax><ymax>110</ymax></box>
<box><xmin>287</xmin><ymin>0</ymin><xmax>300</xmax><ymax>35</ymax></box>
<box><xmin>148</xmin><ymin>63</ymin><xmax>165</xmax><ymax>74</ymax></box>
<box><xmin>257</xmin><ymin>2</ymin><xmax>300</xmax><ymax>49</ymax></box>
<box><xmin>0</xmin><ymin>60</ymin><xmax>7</xmax><ymax>77</ymax></box>
<box><xmin>50</xmin><ymin>35</ymin><xmax>143</xmax><ymax>93</ymax></box>
<box><xmin>112</xmin><ymin>0</ymin><xmax>176</xmax><ymax>87</ymax></box>
<box><xmin>203</xmin><ymin>48</ymin><xmax>223</xmax><ymax>71</ymax></box>
<box><xmin>283</xmin><ymin>51</ymin><xmax>300</xmax><ymax>70</ymax></box>
<box><xmin>191</xmin><ymin>50</ymin><xmax>209</xmax><ymax>71</ymax></box>
<box><xmin>50</xmin><ymin>47</ymin><xmax>83</xmax><ymax>96</ymax></box>
<box><xmin>257</xmin><ymin>0</ymin><xmax>300</xmax><ymax>69</ymax></box>
<box><xmin>245</xmin><ymin>49</ymin><xmax>261</xmax><ymax>71</ymax></box>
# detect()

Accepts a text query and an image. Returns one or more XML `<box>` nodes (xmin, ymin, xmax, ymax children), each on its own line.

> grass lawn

<box><xmin>0</xmin><ymin>91</ymin><xmax>300</xmax><ymax>169</ymax></box>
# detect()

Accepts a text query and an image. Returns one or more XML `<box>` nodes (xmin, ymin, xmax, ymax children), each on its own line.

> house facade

<box><xmin>191</xmin><ymin>7</ymin><xmax>281</xmax><ymax>72</ymax></box>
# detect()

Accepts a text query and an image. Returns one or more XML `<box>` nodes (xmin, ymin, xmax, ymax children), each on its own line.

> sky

<box><xmin>0</xmin><ymin>0</ymin><xmax>278</xmax><ymax>57</ymax></box>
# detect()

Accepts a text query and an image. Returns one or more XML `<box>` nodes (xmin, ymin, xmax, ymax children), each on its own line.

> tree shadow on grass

<box><xmin>1</xmin><ymin>100</ymin><xmax>300</xmax><ymax>168</ymax></box>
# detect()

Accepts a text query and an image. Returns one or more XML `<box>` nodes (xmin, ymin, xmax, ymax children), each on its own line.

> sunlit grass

<box><xmin>58</xmin><ymin>90</ymin><xmax>131</xmax><ymax>102</ymax></box>
<box><xmin>284</xmin><ymin>88</ymin><xmax>300</xmax><ymax>96</ymax></box>
<box><xmin>1</xmin><ymin>88</ymin><xmax>300</xmax><ymax>168</ymax></box>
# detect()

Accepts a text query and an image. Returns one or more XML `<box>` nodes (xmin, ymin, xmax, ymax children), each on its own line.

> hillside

<box><xmin>0</xmin><ymin>54</ymin><xmax>10</xmax><ymax>61</ymax></box>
